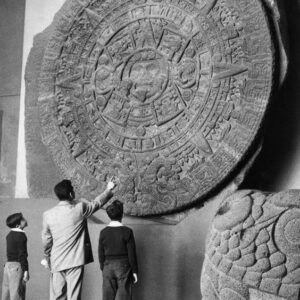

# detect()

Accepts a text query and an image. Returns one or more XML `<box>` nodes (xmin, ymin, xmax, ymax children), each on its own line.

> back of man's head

<box><xmin>106</xmin><ymin>200</ymin><xmax>123</xmax><ymax>221</ymax></box>
<box><xmin>54</xmin><ymin>179</ymin><xmax>74</xmax><ymax>201</ymax></box>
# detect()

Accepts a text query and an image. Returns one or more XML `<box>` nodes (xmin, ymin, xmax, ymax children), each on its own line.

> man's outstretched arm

<box><xmin>81</xmin><ymin>178</ymin><xmax>116</xmax><ymax>218</ymax></box>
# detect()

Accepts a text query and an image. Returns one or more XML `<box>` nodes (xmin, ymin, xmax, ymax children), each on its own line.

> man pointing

<box><xmin>41</xmin><ymin>178</ymin><xmax>116</xmax><ymax>300</ymax></box>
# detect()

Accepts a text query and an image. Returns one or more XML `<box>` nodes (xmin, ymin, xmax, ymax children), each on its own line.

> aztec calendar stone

<box><xmin>38</xmin><ymin>0</ymin><xmax>274</xmax><ymax>216</ymax></box>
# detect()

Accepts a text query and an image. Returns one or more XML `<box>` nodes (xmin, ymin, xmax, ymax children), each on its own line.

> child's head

<box><xmin>106</xmin><ymin>200</ymin><xmax>123</xmax><ymax>222</ymax></box>
<box><xmin>6</xmin><ymin>213</ymin><xmax>27</xmax><ymax>229</ymax></box>
<box><xmin>54</xmin><ymin>179</ymin><xmax>75</xmax><ymax>201</ymax></box>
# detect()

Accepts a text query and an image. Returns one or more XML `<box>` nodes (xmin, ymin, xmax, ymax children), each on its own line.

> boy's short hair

<box><xmin>6</xmin><ymin>213</ymin><xmax>23</xmax><ymax>228</ymax></box>
<box><xmin>106</xmin><ymin>200</ymin><xmax>123</xmax><ymax>221</ymax></box>
<box><xmin>54</xmin><ymin>179</ymin><xmax>73</xmax><ymax>200</ymax></box>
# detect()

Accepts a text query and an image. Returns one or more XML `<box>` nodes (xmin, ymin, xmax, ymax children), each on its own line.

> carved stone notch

<box><xmin>38</xmin><ymin>0</ymin><xmax>274</xmax><ymax>215</ymax></box>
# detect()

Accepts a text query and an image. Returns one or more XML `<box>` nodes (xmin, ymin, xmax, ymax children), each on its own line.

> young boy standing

<box><xmin>2</xmin><ymin>213</ymin><xmax>29</xmax><ymax>300</ymax></box>
<box><xmin>99</xmin><ymin>200</ymin><xmax>138</xmax><ymax>300</ymax></box>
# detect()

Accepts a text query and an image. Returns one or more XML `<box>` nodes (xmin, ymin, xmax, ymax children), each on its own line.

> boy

<box><xmin>99</xmin><ymin>200</ymin><xmax>138</xmax><ymax>300</ymax></box>
<box><xmin>2</xmin><ymin>213</ymin><xmax>29</xmax><ymax>300</ymax></box>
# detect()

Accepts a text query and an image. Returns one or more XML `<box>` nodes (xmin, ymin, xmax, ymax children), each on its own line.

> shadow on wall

<box><xmin>242</xmin><ymin>0</ymin><xmax>300</xmax><ymax>192</ymax></box>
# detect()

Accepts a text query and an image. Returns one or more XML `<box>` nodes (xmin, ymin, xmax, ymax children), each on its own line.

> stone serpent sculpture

<box><xmin>201</xmin><ymin>190</ymin><xmax>300</xmax><ymax>300</ymax></box>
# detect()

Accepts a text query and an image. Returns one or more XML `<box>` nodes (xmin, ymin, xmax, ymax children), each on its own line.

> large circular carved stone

<box><xmin>39</xmin><ymin>0</ymin><xmax>274</xmax><ymax>216</ymax></box>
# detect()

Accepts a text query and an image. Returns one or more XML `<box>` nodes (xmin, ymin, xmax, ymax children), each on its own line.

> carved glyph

<box><xmin>38</xmin><ymin>0</ymin><xmax>274</xmax><ymax>215</ymax></box>
<box><xmin>201</xmin><ymin>190</ymin><xmax>300</xmax><ymax>300</ymax></box>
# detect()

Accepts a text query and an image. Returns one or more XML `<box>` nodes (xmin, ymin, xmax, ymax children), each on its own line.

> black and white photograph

<box><xmin>0</xmin><ymin>0</ymin><xmax>300</xmax><ymax>299</ymax></box>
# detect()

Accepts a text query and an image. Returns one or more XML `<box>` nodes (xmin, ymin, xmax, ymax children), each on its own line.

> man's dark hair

<box><xmin>6</xmin><ymin>213</ymin><xmax>23</xmax><ymax>228</ymax></box>
<box><xmin>54</xmin><ymin>179</ymin><xmax>74</xmax><ymax>200</ymax></box>
<box><xmin>106</xmin><ymin>200</ymin><xmax>124</xmax><ymax>221</ymax></box>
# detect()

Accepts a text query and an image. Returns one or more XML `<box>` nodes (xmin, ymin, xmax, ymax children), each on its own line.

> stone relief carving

<box><xmin>201</xmin><ymin>190</ymin><xmax>300</xmax><ymax>300</ymax></box>
<box><xmin>38</xmin><ymin>0</ymin><xmax>274</xmax><ymax>215</ymax></box>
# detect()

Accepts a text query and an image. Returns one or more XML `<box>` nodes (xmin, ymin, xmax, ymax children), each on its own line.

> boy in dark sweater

<box><xmin>1</xmin><ymin>213</ymin><xmax>29</xmax><ymax>300</ymax></box>
<box><xmin>99</xmin><ymin>200</ymin><xmax>138</xmax><ymax>300</ymax></box>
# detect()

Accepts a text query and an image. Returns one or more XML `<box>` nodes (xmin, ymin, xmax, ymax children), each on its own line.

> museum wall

<box><xmin>0</xmin><ymin>0</ymin><xmax>25</xmax><ymax>197</ymax></box>
<box><xmin>0</xmin><ymin>1</ymin><xmax>300</xmax><ymax>300</ymax></box>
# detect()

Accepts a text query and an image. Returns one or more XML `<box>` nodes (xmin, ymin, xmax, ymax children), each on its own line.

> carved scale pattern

<box><xmin>39</xmin><ymin>0</ymin><xmax>273</xmax><ymax>215</ymax></box>
<box><xmin>201</xmin><ymin>190</ymin><xmax>300</xmax><ymax>300</ymax></box>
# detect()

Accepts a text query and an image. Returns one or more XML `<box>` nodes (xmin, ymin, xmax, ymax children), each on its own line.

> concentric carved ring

<box><xmin>39</xmin><ymin>0</ymin><xmax>274</xmax><ymax>215</ymax></box>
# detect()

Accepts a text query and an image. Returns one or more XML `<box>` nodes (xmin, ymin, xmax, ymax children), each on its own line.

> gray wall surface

<box><xmin>0</xmin><ymin>0</ymin><xmax>25</xmax><ymax>197</ymax></box>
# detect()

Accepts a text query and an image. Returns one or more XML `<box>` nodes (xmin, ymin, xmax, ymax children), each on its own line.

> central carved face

<box><xmin>130</xmin><ymin>60</ymin><xmax>160</xmax><ymax>101</ymax></box>
<box><xmin>122</xmin><ymin>50</ymin><xmax>169</xmax><ymax>104</ymax></box>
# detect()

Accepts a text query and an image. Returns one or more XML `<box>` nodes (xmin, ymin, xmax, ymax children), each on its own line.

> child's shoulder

<box><xmin>120</xmin><ymin>226</ymin><xmax>134</xmax><ymax>236</ymax></box>
<box><xmin>122</xmin><ymin>225</ymin><xmax>132</xmax><ymax>231</ymax></box>
<box><xmin>7</xmin><ymin>230</ymin><xmax>27</xmax><ymax>239</ymax></box>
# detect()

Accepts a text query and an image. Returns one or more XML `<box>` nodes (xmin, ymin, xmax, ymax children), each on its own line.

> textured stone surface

<box><xmin>249</xmin><ymin>288</ymin><xmax>286</xmax><ymax>300</ymax></box>
<box><xmin>25</xmin><ymin>28</ymin><xmax>63</xmax><ymax>198</ymax></box>
<box><xmin>201</xmin><ymin>190</ymin><xmax>300</xmax><ymax>300</ymax></box>
<box><xmin>27</xmin><ymin>0</ymin><xmax>275</xmax><ymax>215</ymax></box>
